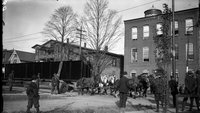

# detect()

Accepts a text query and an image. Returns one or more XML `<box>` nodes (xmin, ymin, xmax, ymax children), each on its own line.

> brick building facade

<box><xmin>124</xmin><ymin>7</ymin><xmax>199</xmax><ymax>84</ymax></box>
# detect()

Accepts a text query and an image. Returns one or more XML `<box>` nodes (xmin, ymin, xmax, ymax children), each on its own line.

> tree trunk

<box><xmin>57</xmin><ymin>42</ymin><xmax>64</xmax><ymax>78</ymax></box>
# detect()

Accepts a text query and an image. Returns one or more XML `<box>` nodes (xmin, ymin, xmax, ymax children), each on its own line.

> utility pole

<box><xmin>197</xmin><ymin>0</ymin><xmax>200</xmax><ymax>67</ymax></box>
<box><xmin>76</xmin><ymin>25</ymin><xmax>86</xmax><ymax>60</ymax></box>
<box><xmin>172</xmin><ymin>0</ymin><xmax>176</xmax><ymax>77</ymax></box>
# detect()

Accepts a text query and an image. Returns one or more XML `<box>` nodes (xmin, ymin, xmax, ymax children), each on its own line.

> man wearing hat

<box><xmin>182</xmin><ymin>70</ymin><xmax>198</xmax><ymax>111</ymax></box>
<box><xmin>26</xmin><ymin>75</ymin><xmax>40</xmax><ymax>113</ymax></box>
<box><xmin>154</xmin><ymin>68</ymin><xmax>165</xmax><ymax>112</ymax></box>
<box><xmin>117</xmin><ymin>71</ymin><xmax>129</xmax><ymax>113</ymax></box>
<box><xmin>51</xmin><ymin>73</ymin><xmax>60</xmax><ymax>94</ymax></box>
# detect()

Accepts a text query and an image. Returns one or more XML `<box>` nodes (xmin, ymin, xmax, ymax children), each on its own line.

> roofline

<box><xmin>124</xmin><ymin>7</ymin><xmax>198</xmax><ymax>23</ymax></box>
<box><xmin>32</xmin><ymin>39</ymin><xmax>124</xmax><ymax>57</ymax></box>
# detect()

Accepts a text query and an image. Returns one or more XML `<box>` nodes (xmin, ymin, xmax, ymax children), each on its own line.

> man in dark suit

<box><xmin>169</xmin><ymin>76</ymin><xmax>178</xmax><ymax>108</ymax></box>
<box><xmin>118</xmin><ymin>71</ymin><xmax>129</xmax><ymax>113</ymax></box>
<box><xmin>26</xmin><ymin>75</ymin><xmax>40</xmax><ymax>113</ymax></box>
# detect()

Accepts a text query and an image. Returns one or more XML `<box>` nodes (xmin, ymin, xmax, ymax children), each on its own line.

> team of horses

<box><xmin>76</xmin><ymin>73</ymin><xmax>152</xmax><ymax>98</ymax></box>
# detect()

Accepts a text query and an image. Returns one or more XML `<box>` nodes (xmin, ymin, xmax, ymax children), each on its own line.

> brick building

<box><xmin>124</xmin><ymin>7</ymin><xmax>199</xmax><ymax>84</ymax></box>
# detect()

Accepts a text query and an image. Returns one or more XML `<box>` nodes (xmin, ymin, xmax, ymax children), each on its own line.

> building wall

<box><xmin>33</xmin><ymin>40</ymin><xmax>124</xmax><ymax>79</ymax></box>
<box><xmin>124</xmin><ymin>8</ymin><xmax>199</xmax><ymax>84</ymax></box>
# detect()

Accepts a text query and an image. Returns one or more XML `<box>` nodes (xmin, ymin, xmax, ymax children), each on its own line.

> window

<box><xmin>185</xmin><ymin>19</ymin><xmax>193</xmax><ymax>35</ymax></box>
<box><xmin>186</xmin><ymin>43</ymin><xmax>194</xmax><ymax>61</ymax></box>
<box><xmin>131</xmin><ymin>48</ymin><xmax>137</xmax><ymax>62</ymax></box>
<box><xmin>171</xmin><ymin>21</ymin><xmax>179</xmax><ymax>36</ymax></box>
<box><xmin>156</xmin><ymin>23</ymin><xmax>163</xmax><ymax>35</ymax></box>
<box><xmin>143</xmin><ymin>47</ymin><xmax>149</xmax><ymax>61</ymax></box>
<box><xmin>131</xmin><ymin>70</ymin><xmax>137</xmax><ymax>78</ymax></box>
<box><xmin>132</xmin><ymin>27</ymin><xmax>137</xmax><ymax>39</ymax></box>
<box><xmin>175</xmin><ymin>44</ymin><xmax>179</xmax><ymax>60</ymax></box>
<box><xmin>142</xmin><ymin>69</ymin><xmax>149</xmax><ymax>75</ymax></box>
<box><xmin>112</xmin><ymin>58</ymin><xmax>117</xmax><ymax>67</ymax></box>
<box><xmin>143</xmin><ymin>25</ymin><xmax>149</xmax><ymax>39</ymax></box>
<box><xmin>175</xmin><ymin>21</ymin><xmax>178</xmax><ymax>36</ymax></box>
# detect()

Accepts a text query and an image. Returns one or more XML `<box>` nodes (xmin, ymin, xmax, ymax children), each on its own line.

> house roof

<box><xmin>3</xmin><ymin>49</ymin><xmax>35</xmax><ymax>64</ymax></box>
<box><xmin>32</xmin><ymin>39</ymin><xmax>124</xmax><ymax>57</ymax></box>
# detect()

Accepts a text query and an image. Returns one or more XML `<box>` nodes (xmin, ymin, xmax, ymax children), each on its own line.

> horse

<box><xmin>128</xmin><ymin>74</ymin><xmax>150</xmax><ymax>98</ymax></box>
<box><xmin>137</xmin><ymin>74</ymin><xmax>150</xmax><ymax>97</ymax></box>
<box><xmin>76</xmin><ymin>77</ymin><xmax>95</xmax><ymax>95</ymax></box>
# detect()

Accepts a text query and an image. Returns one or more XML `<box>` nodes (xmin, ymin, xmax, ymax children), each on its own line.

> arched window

<box><xmin>130</xmin><ymin>70</ymin><xmax>137</xmax><ymax>78</ymax></box>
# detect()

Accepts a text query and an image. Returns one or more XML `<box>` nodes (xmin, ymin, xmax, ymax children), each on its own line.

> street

<box><xmin>2</xmin><ymin>86</ymin><xmax>198</xmax><ymax>113</ymax></box>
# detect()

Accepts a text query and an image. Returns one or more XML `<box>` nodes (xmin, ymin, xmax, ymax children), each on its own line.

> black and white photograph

<box><xmin>2</xmin><ymin>0</ymin><xmax>200</xmax><ymax>113</ymax></box>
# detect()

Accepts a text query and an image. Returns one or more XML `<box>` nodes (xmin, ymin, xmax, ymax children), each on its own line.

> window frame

<box><xmin>131</xmin><ymin>48</ymin><xmax>138</xmax><ymax>63</ymax></box>
<box><xmin>185</xmin><ymin>18</ymin><xmax>193</xmax><ymax>35</ymax></box>
<box><xmin>142</xmin><ymin>47</ymin><xmax>149</xmax><ymax>62</ymax></box>
<box><xmin>186</xmin><ymin>43</ymin><xmax>194</xmax><ymax>61</ymax></box>
<box><xmin>131</xmin><ymin>27</ymin><xmax>138</xmax><ymax>40</ymax></box>
<box><xmin>143</xmin><ymin>25</ymin><xmax>149</xmax><ymax>39</ymax></box>
<box><xmin>156</xmin><ymin>23</ymin><xmax>163</xmax><ymax>36</ymax></box>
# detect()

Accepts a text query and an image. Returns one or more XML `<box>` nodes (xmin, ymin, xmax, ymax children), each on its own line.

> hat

<box><xmin>187</xmin><ymin>70</ymin><xmax>194</xmax><ymax>75</ymax></box>
<box><xmin>154</xmin><ymin>68</ymin><xmax>164</xmax><ymax>76</ymax></box>
<box><xmin>123</xmin><ymin>71</ymin><xmax>128</xmax><ymax>75</ymax></box>
<box><xmin>195</xmin><ymin>69</ymin><xmax>200</xmax><ymax>75</ymax></box>
<box><xmin>32</xmin><ymin>75</ymin><xmax>37</xmax><ymax>80</ymax></box>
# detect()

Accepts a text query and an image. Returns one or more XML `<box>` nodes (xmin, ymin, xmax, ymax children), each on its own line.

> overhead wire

<box><xmin>4</xmin><ymin>0</ymin><xmax>164</xmax><ymax>43</ymax></box>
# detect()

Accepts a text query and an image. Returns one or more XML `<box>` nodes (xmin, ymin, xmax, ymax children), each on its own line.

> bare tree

<box><xmin>42</xmin><ymin>6</ymin><xmax>78</xmax><ymax>77</ymax></box>
<box><xmin>82</xmin><ymin>0</ymin><xmax>122</xmax><ymax>80</ymax></box>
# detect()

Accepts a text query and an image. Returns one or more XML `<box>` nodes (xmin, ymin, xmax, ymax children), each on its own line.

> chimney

<box><xmin>104</xmin><ymin>46</ymin><xmax>108</xmax><ymax>52</ymax></box>
<box><xmin>84</xmin><ymin>43</ymin><xmax>86</xmax><ymax>48</ymax></box>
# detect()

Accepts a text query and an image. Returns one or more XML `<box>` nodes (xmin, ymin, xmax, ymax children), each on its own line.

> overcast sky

<box><xmin>3</xmin><ymin>0</ymin><xmax>199</xmax><ymax>54</ymax></box>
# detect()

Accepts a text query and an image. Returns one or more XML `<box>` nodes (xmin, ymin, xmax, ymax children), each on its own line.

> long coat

<box><xmin>169</xmin><ymin>79</ymin><xmax>178</xmax><ymax>94</ymax></box>
<box><xmin>118</xmin><ymin>75</ymin><xmax>129</xmax><ymax>93</ymax></box>
<box><xmin>196</xmin><ymin>75</ymin><xmax>200</xmax><ymax>97</ymax></box>
<box><xmin>154</xmin><ymin>77</ymin><xmax>165</xmax><ymax>101</ymax></box>
<box><xmin>185</xmin><ymin>74</ymin><xmax>197</xmax><ymax>96</ymax></box>
<box><xmin>26</xmin><ymin>82</ymin><xmax>39</xmax><ymax>98</ymax></box>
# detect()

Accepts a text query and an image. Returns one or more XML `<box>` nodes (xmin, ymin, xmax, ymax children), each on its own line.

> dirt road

<box><xmin>3</xmin><ymin>93</ymin><xmax>156</xmax><ymax>113</ymax></box>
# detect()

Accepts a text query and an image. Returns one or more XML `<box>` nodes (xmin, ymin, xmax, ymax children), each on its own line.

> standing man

<box><xmin>8</xmin><ymin>70</ymin><xmax>14</xmax><ymax>91</ymax></box>
<box><xmin>195</xmin><ymin>69</ymin><xmax>200</xmax><ymax>111</ymax></box>
<box><xmin>169</xmin><ymin>76</ymin><xmax>178</xmax><ymax>108</ymax></box>
<box><xmin>182</xmin><ymin>71</ymin><xmax>198</xmax><ymax>111</ymax></box>
<box><xmin>117</xmin><ymin>71</ymin><xmax>129</xmax><ymax>113</ymax></box>
<box><xmin>51</xmin><ymin>73</ymin><xmax>60</xmax><ymax>94</ymax></box>
<box><xmin>26</xmin><ymin>75</ymin><xmax>40</xmax><ymax>113</ymax></box>
<box><xmin>36</xmin><ymin>73</ymin><xmax>40</xmax><ymax>90</ymax></box>
<box><xmin>154</xmin><ymin>69</ymin><xmax>165</xmax><ymax>112</ymax></box>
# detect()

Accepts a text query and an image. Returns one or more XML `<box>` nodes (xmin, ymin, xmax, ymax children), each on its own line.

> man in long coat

<box><xmin>182</xmin><ymin>71</ymin><xmax>198</xmax><ymax>111</ymax></box>
<box><xmin>117</xmin><ymin>71</ymin><xmax>130</xmax><ymax>113</ymax></box>
<box><xmin>8</xmin><ymin>70</ymin><xmax>14</xmax><ymax>91</ymax></box>
<box><xmin>51</xmin><ymin>73</ymin><xmax>60</xmax><ymax>94</ymax></box>
<box><xmin>169</xmin><ymin>76</ymin><xmax>178</xmax><ymax>108</ymax></box>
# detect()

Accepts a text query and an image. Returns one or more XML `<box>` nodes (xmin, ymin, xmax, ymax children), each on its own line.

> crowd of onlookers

<box><xmin>117</xmin><ymin>69</ymin><xmax>200</xmax><ymax>113</ymax></box>
<box><xmin>6</xmin><ymin>68</ymin><xmax>200</xmax><ymax>113</ymax></box>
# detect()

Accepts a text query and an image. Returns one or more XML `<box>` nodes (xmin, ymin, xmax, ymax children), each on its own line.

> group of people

<box><xmin>7</xmin><ymin>69</ymin><xmax>200</xmax><ymax>113</ymax></box>
<box><xmin>168</xmin><ymin>69</ymin><xmax>200</xmax><ymax>111</ymax></box>
<box><xmin>117</xmin><ymin>69</ymin><xmax>200</xmax><ymax>113</ymax></box>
